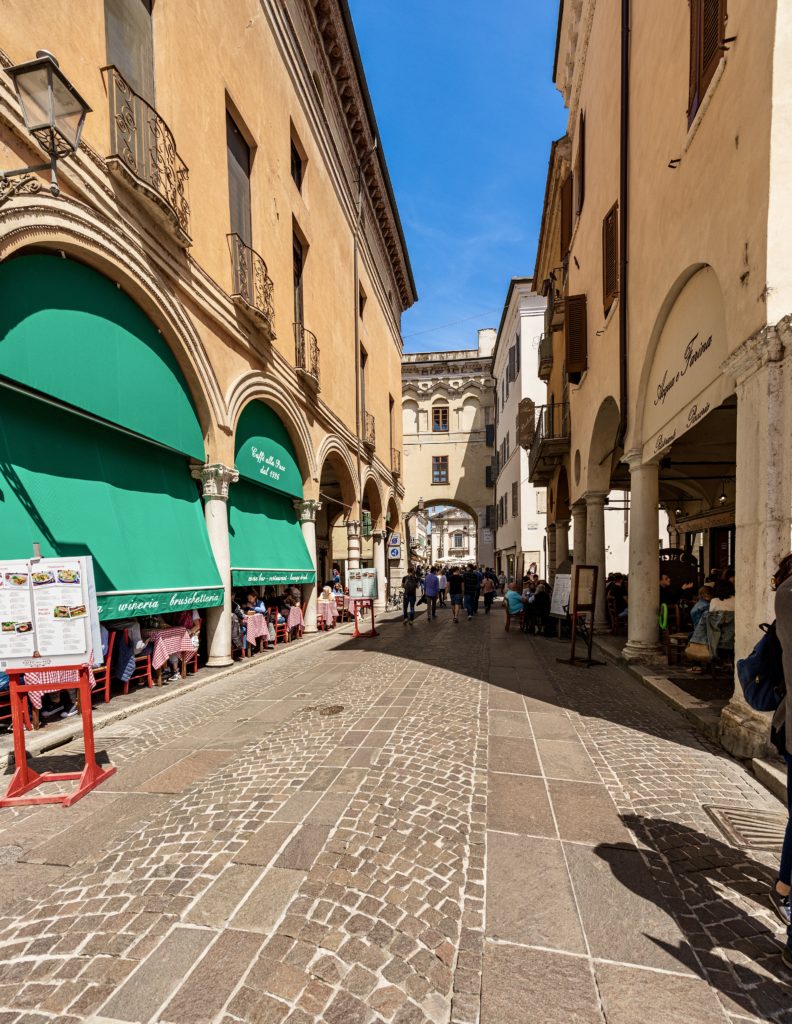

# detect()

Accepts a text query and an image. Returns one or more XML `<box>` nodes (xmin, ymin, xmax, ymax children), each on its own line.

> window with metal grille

<box><xmin>432</xmin><ymin>456</ymin><xmax>448</xmax><ymax>485</ymax></box>
<box><xmin>432</xmin><ymin>406</ymin><xmax>449</xmax><ymax>432</ymax></box>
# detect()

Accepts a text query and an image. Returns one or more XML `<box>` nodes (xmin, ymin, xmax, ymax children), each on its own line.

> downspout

<box><xmin>616</xmin><ymin>0</ymin><xmax>630</xmax><ymax>450</ymax></box>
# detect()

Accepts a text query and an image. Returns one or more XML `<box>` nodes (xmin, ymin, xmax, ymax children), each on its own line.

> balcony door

<box><xmin>226</xmin><ymin>112</ymin><xmax>252</xmax><ymax>249</ymax></box>
<box><xmin>104</xmin><ymin>0</ymin><xmax>155</xmax><ymax>105</ymax></box>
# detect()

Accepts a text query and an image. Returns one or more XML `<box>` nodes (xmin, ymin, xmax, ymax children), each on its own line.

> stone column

<box><xmin>622</xmin><ymin>453</ymin><xmax>662</xmax><ymax>660</ymax></box>
<box><xmin>191</xmin><ymin>463</ymin><xmax>239</xmax><ymax>667</ymax></box>
<box><xmin>555</xmin><ymin>518</ymin><xmax>571</xmax><ymax>570</ymax></box>
<box><xmin>545</xmin><ymin>523</ymin><xmax>556</xmax><ymax>584</ymax></box>
<box><xmin>294</xmin><ymin>499</ymin><xmax>321</xmax><ymax>633</ymax></box>
<box><xmin>571</xmin><ymin>501</ymin><xmax>586</xmax><ymax>567</ymax></box>
<box><xmin>372</xmin><ymin>531</ymin><xmax>387</xmax><ymax>611</ymax></box>
<box><xmin>719</xmin><ymin>327</ymin><xmax>788</xmax><ymax>758</ymax></box>
<box><xmin>346</xmin><ymin>520</ymin><xmax>362</xmax><ymax>570</ymax></box>
<box><xmin>584</xmin><ymin>491</ymin><xmax>609</xmax><ymax>630</ymax></box>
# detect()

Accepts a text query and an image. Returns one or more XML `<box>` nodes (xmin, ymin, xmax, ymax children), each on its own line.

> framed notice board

<box><xmin>557</xmin><ymin>564</ymin><xmax>603</xmax><ymax>668</ymax></box>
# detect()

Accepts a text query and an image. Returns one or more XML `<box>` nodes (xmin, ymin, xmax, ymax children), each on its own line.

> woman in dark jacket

<box><xmin>770</xmin><ymin>553</ymin><xmax>792</xmax><ymax>971</ymax></box>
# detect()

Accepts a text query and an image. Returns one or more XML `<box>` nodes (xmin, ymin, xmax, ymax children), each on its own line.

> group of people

<box><xmin>231</xmin><ymin>585</ymin><xmax>304</xmax><ymax>655</ymax></box>
<box><xmin>504</xmin><ymin>575</ymin><xmax>553</xmax><ymax>634</ymax></box>
<box><xmin>400</xmin><ymin>564</ymin><xmax>500</xmax><ymax>624</ymax></box>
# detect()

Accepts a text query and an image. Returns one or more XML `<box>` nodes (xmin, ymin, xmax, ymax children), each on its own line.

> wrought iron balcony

<box><xmin>528</xmin><ymin>402</ymin><xmax>570</xmax><ymax>485</ymax></box>
<box><xmin>293</xmin><ymin>322</ymin><xmax>320</xmax><ymax>389</ymax></box>
<box><xmin>364</xmin><ymin>411</ymin><xmax>376</xmax><ymax>449</ymax></box>
<box><xmin>391</xmin><ymin>448</ymin><xmax>402</xmax><ymax>476</ymax></box>
<box><xmin>537</xmin><ymin>332</ymin><xmax>554</xmax><ymax>380</ymax></box>
<box><xmin>103</xmin><ymin>66</ymin><xmax>190</xmax><ymax>245</ymax></box>
<box><xmin>227</xmin><ymin>234</ymin><xmax>275</xmax><ymax>335</ymax></box>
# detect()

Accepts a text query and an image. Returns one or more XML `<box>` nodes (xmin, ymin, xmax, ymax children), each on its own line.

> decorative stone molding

<box><xmin>191</xmin><ymin>463</ymin><xmax>239</xmax><ymax>499</ymax></box>
<box><xmin>346</xmin><ymin>519</ymin><xmax>362</xmax><ymax>538</ymax></box>
<box><xmin>293</xmin><ymin>499</ymin><xmax>321</xmax><ymax>523</ymax></box>
<box><xmin>721</xmin><ymin>318</ymin><xmax>788</xmax><ymax>387</ymax></box>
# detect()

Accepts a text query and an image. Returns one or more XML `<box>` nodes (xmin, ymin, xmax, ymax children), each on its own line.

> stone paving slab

<box><xmin>0</xmin><ymin>603</ymin><xmax>788</xmax><ymax>1022</ymax></box>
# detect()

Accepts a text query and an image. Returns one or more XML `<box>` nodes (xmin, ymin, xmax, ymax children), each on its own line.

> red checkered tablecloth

<box><xmin>23</xmin><ymin>667</ymin><xmax>97</xmax><ymax>710</ymax></box>
<box><xmin>287</xmin><ymin>607</ymin><xmax>304</xmax><ymax>631</ymax></box>
<box><xmin>244</xmin><ymin>613</ymin><xmax>269</xmax><ymax>645</ymax></box>
<box><xmin>318</xmin><ymin>600</ymin><xmax>338</xmax><ymax>626</ymax></box>
<box><xmin>141</xmin><ymin>627</ymin><xmax>194</xmax><ymax>671</ymax></box>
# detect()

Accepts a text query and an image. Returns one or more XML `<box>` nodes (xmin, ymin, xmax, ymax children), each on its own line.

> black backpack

<box><xmin>403</xmin><ymin>575</ymin><xmax>417</xmax><ymax>595</ymax></box>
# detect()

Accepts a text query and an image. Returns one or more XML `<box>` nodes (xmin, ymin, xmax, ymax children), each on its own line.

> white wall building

<box><xmin>493</xmin><ymin>279</ymin><xmax>548</xmax><ymax>580</ymax></box>
<box><xmin>429</xmin><ymin>508</ymin><xmax>477</xmax><ymax>566</ymax></box>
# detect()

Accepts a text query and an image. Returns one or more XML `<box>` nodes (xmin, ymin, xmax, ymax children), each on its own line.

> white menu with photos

<box><xmin>0</xmin><ymin>556</ymin><xmax>103</xmax><ymax>671</ymax></box>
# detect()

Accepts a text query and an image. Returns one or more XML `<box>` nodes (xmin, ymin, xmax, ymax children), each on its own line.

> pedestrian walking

<box><xmin>438</xmin><ymin>569</ymin><xmax>448</xmax><ymax>607</ymax></box>
<box><xmin>424</xmin><ymin>565</ymin><xmax>440</xmax><ymax>620</ymax></box>
<box><xmin>482</xmin><ymin>573</ymin><xmax>496</xmax><ymax>614</ymax></box>
<box><xmin>463</xmin><ymin>564</ymin><xmax>479</xmax><ymax>621</ymax></box>
<box><xmin>770</xmin><ymin>553</ymin><xmax>792</xmax><ymax>971</ymax></box>
<box><xmin>498</xmin><ymin>571</ymin><xmax>506</xmax><ymax>595</ymax></box>
<box><xmin>448</xmin><ymin>567</ymin><xmax>463</xmax><ymax>623</ymax></box>
<box><xmin>402</xmin><ymin>567</ymin><xmax>418</xmax><ymax>625</ymax></box>
<box><xmin>504</xmin><ymin>582</ymin><xmax>525</xmax><ymax>632</ymax></box>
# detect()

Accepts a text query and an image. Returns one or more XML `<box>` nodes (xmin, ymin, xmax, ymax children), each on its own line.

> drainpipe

<box><xmin>616</xmin><ymin>0</ymin><xmax>630</xmax><ymax>450</ymax></box>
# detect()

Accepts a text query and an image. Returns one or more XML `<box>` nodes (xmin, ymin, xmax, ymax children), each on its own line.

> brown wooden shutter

<box><xmin>688</xmin><ymin>0</ymin><xmax>701</xmax><ymax>121</ymax></box>
<box><xmin>701</xmin><ymin>0</ymin><xmax>726</xmax><ymax>96</ymax></box>
<box><xmin>575</xmin><ymin>112</ymin><xmax>585</xmax><ymax>217</ymax></box>
<box><xmin>560</xmin><ymin>174</ymin><xmax>574</xmax><ymax>258</ymax></box>
<box><xmin>602</xmin><ymin>202</ymin><xmax>619</xmax><ymax>313</ymax></box>
<box><xmin>564</xmin><ymin>294</ymin><xmax>587</xmax><ymax>383</ymax></box>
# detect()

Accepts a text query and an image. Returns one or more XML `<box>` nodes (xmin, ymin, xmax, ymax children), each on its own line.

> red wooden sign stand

<box><xmin>0</xmin><ymin>665</ymin><xmax>116</xmax><ymax>808</ymax></box>
<box><xmin>352</xmin><ymin>598</ymin><xmax>379</xmax><ymax>639</ymax></box>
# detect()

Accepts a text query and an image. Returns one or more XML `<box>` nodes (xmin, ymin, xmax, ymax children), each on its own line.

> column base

<box><xmin>718</xmin><ymin>702</ymin><xmax>771</xmax><ymax>759</ymax></box>
<box><xmin>207</xmin><ymin>656</ymin><xmax>234</xmax><ymax>668</ymax></box>
<box><xmin>303</xmin><ymin>624</ymin><xmax>318</xmax><ymax>634</ymax></box>
<box><xmin>622</xmin><ymin>640</ymin><xmax>663</xmax><ymax>662</ymax></box>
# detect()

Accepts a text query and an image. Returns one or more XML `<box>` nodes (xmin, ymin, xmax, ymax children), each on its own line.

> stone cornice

<box><xmin>721</xmin><ymin>317</ymin><xmax>788</xmax><ymax>385</ymax></box>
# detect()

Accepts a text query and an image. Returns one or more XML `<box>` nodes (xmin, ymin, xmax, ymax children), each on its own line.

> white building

<box><xmin>429</xmin><ymin>508</ymin><xmax>477</xmax><ymax>566</ymax></box>
<box><xmin>493</xmin><ymin>279</ymin><xmax>548</xmax><ymax>581</ymax></box>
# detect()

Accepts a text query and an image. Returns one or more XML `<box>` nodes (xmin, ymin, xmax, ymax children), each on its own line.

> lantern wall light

<box><xmin>1</xmin><ymin>51</ymin><xmax>91</xmax><ymax>204</ymax></box>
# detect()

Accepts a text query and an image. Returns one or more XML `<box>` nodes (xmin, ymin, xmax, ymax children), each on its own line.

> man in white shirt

<box><xmin>438</xmin><ymin>569</ymin><xmax>448</xmax><ymax>607</ymax></box>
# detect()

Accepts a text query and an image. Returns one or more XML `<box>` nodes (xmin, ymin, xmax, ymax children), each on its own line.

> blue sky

<box><xmin>348</xmin><ymin>1</ymin><xmax>568</xmax><ymax>353</ymax></box>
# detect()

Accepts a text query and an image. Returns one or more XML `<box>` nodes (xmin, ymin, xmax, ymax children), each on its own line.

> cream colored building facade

<box><xmin>402</xmin><ymin>331</ymin><xmax>496</xmax><ymax>569</ymax></box>
<box><xmin>0</xmin><ymin>0</ymin><xmax>414</xmax><ymax>653</ymax></box>
<box><xmin>429</xmin><ymin>508</ymin><xmax>477</xmax><ymax>566</ymax></box>
<box><xmin>533</xmin><ymin>0</ymin><xmax>792</xmax><ymax>756</ymax></box>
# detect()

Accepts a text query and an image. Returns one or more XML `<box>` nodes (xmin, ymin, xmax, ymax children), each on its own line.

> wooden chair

<box><xmin>91</xmin><ymin>629</ymin><xmax>117</xmax><ymax>704</ymax></box>
<box><xmin>0</xmin><ymin>686</ymin><xmax>31</xmax><ymax>731</ymax></box>
<box><xmin>120</xmin><ymin>629</ymin><xmax>154</xmax><ymax>694</ymax></box>
<box><xmin>269</xmin><ymin>608</ymin><xmax>289</xmax><ymax>646</ymax></box>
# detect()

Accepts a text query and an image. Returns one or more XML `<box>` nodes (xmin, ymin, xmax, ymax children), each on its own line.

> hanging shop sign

<box><xmin>0</xmin><ymin>555</ymin><xmax>103</xmax><ymax>671</ymax></box>
<box><xmin>347</xmin><ymin>568</ymin><xmax>378</xmax><ymax>600</ymax></box>
<box><xmin>642</xmin><ymin>267</ymin><xmax>731</xmax><ymax>461</ymax></box>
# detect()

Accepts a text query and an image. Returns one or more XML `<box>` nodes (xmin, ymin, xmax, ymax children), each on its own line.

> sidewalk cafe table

<box><xmin>287</xmin><ymin>606</ymin><xmax>304</xmax><ymax>636</ymax></box>
<box><xmin>244</xmin><ymin>612</ymin><xmax>270</xmax><ymax>653</ymax></box>
<box><xmin>318</xmin><ymin>599</ymin><xmax>339</xmax><ymax>628</ymax></box>
<box><xmin>25</xmin><ymin>665</ymin><xmax>98</xmax><ymax>729</ymax></box>
<box><xmin>141</xmin><ymin>626</ymin><xmax>194</xmax><ymax>684</ymax></box>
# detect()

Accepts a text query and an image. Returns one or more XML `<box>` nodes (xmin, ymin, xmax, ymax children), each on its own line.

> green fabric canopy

<box><xmin>234</xmin><ymin>400</ymin><xmax>303</xmax><ymax>498</ymax></box>
<box><xmin>0</xmin><ymin>255</ymin><xmax>205</xmax><ymax>460</ymax></box>
<box><xmin>0</xmin><ymin>386</ymin><xmax>223</xmax><ymax>619</ymax></box>
<box><xmin>229</xmin><ymin>480</ymin><xmax>315</xmax><ymax>586</ymax></box>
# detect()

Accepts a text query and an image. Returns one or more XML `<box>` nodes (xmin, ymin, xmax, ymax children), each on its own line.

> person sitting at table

<box><xmin>332</xmin><ymin>581</ymin><xmax>344</xmax><ymax>595</ymax></box>
<box><xmin>164</xmin><ymin>609</ymin><xmax>200</xmax><ymax>682</ymax></box>
<box><xmin>689</xmin><ymin>585</ymin><xmax>713</xmax><ymax>632</ymax></box>
<box><xmin>319</xmin><ymin>585</ymin><xmax>338</xmax><ymax>628</ymax></box>
<box><xmin>708</xmin><ymin>579</ymin><xmax>735</xmax><ymax>612</ymax></box>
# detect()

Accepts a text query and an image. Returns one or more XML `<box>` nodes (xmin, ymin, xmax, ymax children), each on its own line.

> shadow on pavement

<box><xmin>596</xmin><ymin>818</ymin><xmax>791</xmax><ymax>1022</ymax></box>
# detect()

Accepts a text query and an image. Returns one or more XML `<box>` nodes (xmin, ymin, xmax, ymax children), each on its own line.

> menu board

<box><xmin>550</xmin><ymin>574</ymin><xmax>572</xmax><ymax>618</ymax></box>
<box><xmin>347</xmin><ymin>568</ymin><xmax>379</xmax><ymax>600</ymax></box>
<box><xmin>0</xmin><ymin>556</ymin><xmax>103</xmax><ymax>671</ymax></box>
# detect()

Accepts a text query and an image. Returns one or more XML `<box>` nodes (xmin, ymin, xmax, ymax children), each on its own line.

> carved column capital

<box><xmin>191</xmin><ymin>462</ymin><xmax>239</xmax><ymax>500</ymax></box>
<box><xmin>346</xmin><ymin>519</ymin><xmax>361</xmax><ymax>538</ymax></box>
<box><xmin>293</xmin><ymin>499</ymin><xmax>321</xmax><ymax>523</ymax></box>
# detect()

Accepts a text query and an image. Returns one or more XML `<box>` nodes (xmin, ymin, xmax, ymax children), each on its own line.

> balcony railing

<box><xmin>391</xmin><ymin>448</ymin><xmax>402</xmax><ymax>476</ymax></box>
<box><xmin>528</xmin><ymin>402</ymin><xmax>571</xmax><ymax>484</ymax></box>
<box><xmin>103</xmin><ymin>66</ymin><xmax>190</xmax><ymax>245</ymax></box>
<box><xmin>294</xmin><ymin>322</ymin><xmax>320</xmax><ymax>389</ymax></box>
<box><xmin>364</xmin><ymin>411</ymin><xmax>376</xmax><ymax>449</ymax></box>
<box><xmin>227</xmin><ymin>234</ymin><xmax>275</xmax><ymax>334</ymax></box>
<box><xmin>537</xmin><ymin>332</ymin><xmax>554</xmax><ymax>380</ymax></box>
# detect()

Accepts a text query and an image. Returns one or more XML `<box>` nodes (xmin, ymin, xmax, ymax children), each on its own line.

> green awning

<box><xmin>0</xmin><ymin>255</ymin><xmax>205</xmax><ymax>460</ymax></box>
<box><xmin>0</xmin><ymin>386</ymin><xmax>223</xmax><ymax>620</ymax></box>
<box><xmin>229</xmin><ymin>479</ymin><xmax>315</xmax><ymax>587</ymax></box>
<box><xmin>234</xmin><ymin>400</ymin><xmax>303</xmax><ymax>498</ymax></box>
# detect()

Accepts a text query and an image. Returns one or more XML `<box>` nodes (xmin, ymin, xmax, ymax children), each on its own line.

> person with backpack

<box><xmin>448</xmin><ymin>567</ymin><xmax>463</xmax><ymax>623</ymax></box>
<box><xmin>402</xmin><ymin>567</ymin><xmax>418</xmax><ymax>626</ymax></box>
<box><xmin>462</xmin><ymin>564</ymin><xmax>479</xmax><ymax>621</ymax></box>
<box><xmin>771</xmin><ymin>553</ymin><xmax>792</xmax><ymax>971</ymax></box>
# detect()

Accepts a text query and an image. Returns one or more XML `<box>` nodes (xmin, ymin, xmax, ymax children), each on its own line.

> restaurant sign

<box><xmin>642</xmin><ymin>267</ymin><xmax>729</xmax><ymax>461</ymax></box>
<box><xmin>234</xmin><ymin>402</ymin><xmax>303</xmax><ymax>499</ymax></box>
<box><xmin>231</xmin><ymin>569</ymin><xmax>316</xmax><ymax>586</ymax></box>
<box><xmin>96</xmin><ymin>586</ymin><xmax>225</xmax><ymax>620</ymax></box>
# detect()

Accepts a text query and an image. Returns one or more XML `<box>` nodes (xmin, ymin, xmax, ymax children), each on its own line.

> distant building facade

<box><xmin>429</xmin><ymin>508</ymin><xmax>477</xmax><ymax>566</ymax></box>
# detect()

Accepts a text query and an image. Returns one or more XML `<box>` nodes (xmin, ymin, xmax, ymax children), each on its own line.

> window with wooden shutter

<box><xmin>560</xmin><ymin>174</ymin><xmax>574</xmax><ymax>258</ymax></box>
<box><xmin>564</xmin><ymin>294</ymin><xmax>587</xmax><ymax>384</ymax></box>
<box><xmin>227</xmin><ymin>112</ymin><xmax>252</xmax><ymax>248</ymax></box>
<box><xmin>688</xmin><ymin>0</ymin><xmax>726</xmax><ymax>125</ymax></box>
<box><xmin>575</xmin><ymin>111</ymin><xmax>585</xmax><ymax>217</ymax></box>
<box><xmin>602</xmin><ymin>202</ymin><xmax>619</xmax><ymax>314</ymax></box>
<box><xmin>511</xmin><ymin>482</ymin><xmax>518</xmax><ymax>518</ymax></box>
<box><xmin>508</xmin><ymin>346</ymin><xmax>516</xmax><ymax>382</ymax></box>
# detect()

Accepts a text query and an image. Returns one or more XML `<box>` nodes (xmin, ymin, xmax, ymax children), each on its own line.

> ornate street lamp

<box><xmin>1</xmin><ymin>50</ymin><xmax>91</xmax><ymax>203</ymax></box>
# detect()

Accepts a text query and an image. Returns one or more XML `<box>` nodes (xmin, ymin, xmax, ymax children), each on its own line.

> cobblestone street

<box><xmin>0</xmin><ymin>604</ymin><xmax>788</xmax><ymax>1023</ymax></box>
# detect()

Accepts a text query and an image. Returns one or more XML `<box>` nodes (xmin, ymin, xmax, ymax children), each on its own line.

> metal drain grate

<box><xmin>319</xmin><ymin>704</ymin><xmax>345</xmax><ymax>717</ymax></box>
<box><xmin>704</xmin><ymin>805</ymin><xmax>788</xmax><ymax>852</ymax></box>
